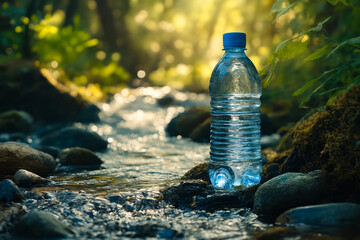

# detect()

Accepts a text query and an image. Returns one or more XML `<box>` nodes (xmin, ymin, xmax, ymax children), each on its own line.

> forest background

<box><xmin>1</xmin><ymin>0</ymin><xmax>359</xmax><ymax>111</ymax></box>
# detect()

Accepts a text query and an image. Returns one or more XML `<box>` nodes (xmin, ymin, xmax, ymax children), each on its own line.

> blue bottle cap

<box><xmin>223</xmin><ymin>32</ymin><xmax>246</xmax><ymax>48</ymax></box>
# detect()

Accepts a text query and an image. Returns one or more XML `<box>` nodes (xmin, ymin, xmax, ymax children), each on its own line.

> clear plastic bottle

<box><xmin>209</xmin><ymin>32</ymin><xmax>262</xmax><ymax>190</ymax></box>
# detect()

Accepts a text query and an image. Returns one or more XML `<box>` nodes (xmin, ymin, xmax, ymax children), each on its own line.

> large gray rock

<box><xmin>14</xmin><ymin>169</ymin><xmax>50</xmax><ymax>188</ymax></box>
<box><xmin>253</xmin><ymin>171</ymin><xmax>324</xmax><ymax>218</ymax></box>
<box><xmin>0</xmin><ymin>179</ymin><xmax>24</xmax><ymax>203</ymax></box>
<box><xmin>0</xmin><ymin>142</ymin><xmax>55</xmax><ymax>179</ymax></box>
<box><xmin>14</xmin><ymin>210</ymin><xmax>74</xmax><ymax>238</ymax></box>
<box><xmin>276</xmin><ymin>203</ymin><xmax>360</xmax><ymax>226</ymax></box>
<box><xmin>58</xmin><ymin>147</ymin><xmax>103</xmax><ymax>165</ymax></box>
<box><xmin>0</xmin><ymin>110</ymin><xmax>33</xmax><ymax>133</ymax></box>
<box><xmin>40</xmin><ymin>127</ymin><xmax>108</xmax><ymax>151</ymax></box>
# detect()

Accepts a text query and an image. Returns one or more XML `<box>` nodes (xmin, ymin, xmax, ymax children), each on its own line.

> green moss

<box><xmin>285</xmin><ymin>85</ymin><xmax>360</xmax><ymax>201</ymax></box>
<box><xmin>261</xmin><ymin>85</ymin><xmax>360</xmax><ymax>201</ymax></box>
<box><xmin>180</xmin><ymin>163</ymin><xmax>210</xmax><ymax>184</ymax></box>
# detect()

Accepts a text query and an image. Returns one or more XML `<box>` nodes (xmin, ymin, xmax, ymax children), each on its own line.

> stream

<box><xmin>5</xmin><ymin>87</ymin><xmax>270</xmax><ymax>239</ymax></box>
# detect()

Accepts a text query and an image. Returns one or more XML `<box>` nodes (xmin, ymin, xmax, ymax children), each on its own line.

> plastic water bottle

<box><xmin>209</xmin><ymin>32</ymin><xmax>262</xmax><ymax>190</ymax></box>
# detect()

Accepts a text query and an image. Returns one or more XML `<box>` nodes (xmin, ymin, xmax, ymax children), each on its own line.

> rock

<box><xmin>253</xmin><ymin>171</ymin><xmax>324</xmax><ymax>219</ymax></box>
<box><xmin>0</xmin><ymin>142</ymin><xmax>55</xmax><ymax>179</ymax></box>
<box><xmin>159</xmin><ymin>180</ymin><xmax>214</xmax><ymax>209</ymax></box>
<box><xmin>252</xmin><ymin>226</ymin><xmax>298</xmax><ymax>240</ymax></box>
<box><xmin>35</xmin><ymin>146</ymin><xmax>60</xmax><ymax>159</ymax></box>
<box><xmin>265</xmin><ymin>86</ymin><xmax>360</xmax><ymax>202</ymax></box>
<box><xmin>0</xmin><ymin>110</ymin><xmax>33</xmax><ymax>133</ymax></box>
<box><xmin>166</xmin><ymin>107</ymin><xmax>210</xmax><ymax>137</ymax></box>
<box><xmin>276</xmin><ymin>203</ymin><xmax>360</xmax><ymax>226</ymax></box>
<box><xmin>180</xmin><ymin>162</ymin><xmax>210</xmax><ymax>183</ymax></box>
<box><xmin>40</xmin><ymin>127</ymin><xmax>108</xmax><ymax>151</ymax></box>
<box><xmin>159</xmin><ymin>180</ymin><xmax>256</xmax><ymax>210</ymax></box>
<box><xmin>157</xmin><ymin>94</ymin><xmax>177</xmax><ymax>107</ymax></box>
<box><xmin>189</xmin><ymin>118</ymin><xmax>210</xmax><ymax>143</ymax></box>
<box><xmin>261</xmin><ymin>163</ymin><xmax>280</xmax><ymax>183</ymax></box>
<box><xmin>13</xmin><ymin>169</ymin><xmax>50</xmax><ymax>188</ymax></box>
<box><xmin>0</xmin><ymin>179</ymin><xmax>24</xmax><ymax>203</ymax></box>
<box><xmin>0</xmin><ymin>132</ymin><xmax>27</xmax><ymax>143</ymax></box>
<box><xmin>194</xmin><ymin>184</ymin><xmax>259</xmax><ymax>211</ymax></box>
<box><xmin>0</xmin><ymin>65</ymin><xmax>99</xmax><ymax>123</ymax></box>
<box><xmin>14</xmin><ymin>210</ymin><xmax>74</xmax><ymax>238</ymax></box>
<box><xmin>76</xmin><ymin>104</ymin><xmax>101</xmax><ymax>123</ymax></box>
<box><xmin>58</xmin><ymin>147</ymin><xmax>103</xmax><ymax>165</ymax></box>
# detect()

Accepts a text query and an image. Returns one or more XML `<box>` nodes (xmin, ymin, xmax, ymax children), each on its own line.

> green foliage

<box><xmin>263</xmin><ymin>0</ymin><xmax>360</xmax><ymax>106</ymax></box>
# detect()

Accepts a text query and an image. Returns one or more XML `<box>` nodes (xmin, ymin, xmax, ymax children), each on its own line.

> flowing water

<box><xmin>13</xmin><ymin>87</ymin><xmax>269</xmax><ymax>239</ymax></box>
<box><xmin>2</xmin><ymin>87</ymin><xmax>354</xmax><ymax>239</ymax></box>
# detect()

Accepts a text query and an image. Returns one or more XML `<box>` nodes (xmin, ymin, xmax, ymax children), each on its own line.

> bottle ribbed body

<box><xmin>209</xmin><ymin>93</ymin><xmax>262</xmax><ymax>189</ymax></box>
<box><xmin>208</xmin><ymin>45</ymin><xmax>262</xmax><ymax>190</ymax></box>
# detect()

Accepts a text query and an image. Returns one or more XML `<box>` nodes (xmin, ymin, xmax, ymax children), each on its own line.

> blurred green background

<box><xmin>1</xmin><ymin>0</ymin><xmax>359</xmax><ymax>107</ymax></box>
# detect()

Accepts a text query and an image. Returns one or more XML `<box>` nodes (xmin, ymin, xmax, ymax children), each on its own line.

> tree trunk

<box><xmin>22</xmin><ymin>0</ymin><xmax>36</xmax><ymax>59</ymax></box>
<box><xmin>94</xmin><ymin>0</ymin><xmax>118</xmax><ymax>49</ymax></box>
<box><xmin>63</xmin><ymin>0</ymin><xmax>79</xmax><ymax>27</ymax></box>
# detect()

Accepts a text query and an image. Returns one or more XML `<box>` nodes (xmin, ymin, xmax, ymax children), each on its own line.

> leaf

<box><xmin>263</xmin><ymin>54</ymin><xmax>275</xmax><ymax>65</ymax></box>
<box><xmin>326</xmin><ymin>36</ymin><xmax>360</xmax><ymax>59</ymax></box>
<box><xmin>327</xmin><ymin>0</ymin><xmax>340</xmax><ymax>5</ymax></box>
<box><xmin>275</xmin><ymin>40</ymin><xmax>309</xmax><ymax>60</ymax></box>
<box><xmin>327</xmin><ymin>0</ymin><xmax>349</xmax><ymax>5</ymax></box>
<box><xmin>307</xmin><ymin>17</ymin><xmax>331</xmax><ymax>33</ymax></box>
<box><xmin>262</xmin><ymin>59</ymin><xmax>279</xmax><ymax>88</ymax></box>
<box><xmin>85</xmin><ymin>38</ymin><xmax>99</xmax><ymax>47</ymax></box>
<box><xmin>273</xmin><ymin>2</ymin><xmax>297</xmax><ymax>23</ymax></box>
<box><xmin>293</xmin><ymin>76</ymin><xmax>320</xmax><ymax>96</ymax></box>
<box><xmin>271</xmin><ymin>0</ymin><xmax>286</xmax><ymax>13</ymax></box>
<box><xmin>305</xmin><ymin>44</ymin><xmax>332</xmax><ymax>61</ymax></box>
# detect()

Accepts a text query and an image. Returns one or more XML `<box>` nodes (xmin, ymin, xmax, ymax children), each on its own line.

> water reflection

<box><xmin>50</xmin><ymin>87</ymin><xmax>210</xmax><ymax>194</ymax></box>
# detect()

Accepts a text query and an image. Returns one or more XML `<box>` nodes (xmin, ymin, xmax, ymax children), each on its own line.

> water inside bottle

<box><xmin>209</xmin><ymin>93</ymin><xmax>262</xmax><ymax>189</ymax></box>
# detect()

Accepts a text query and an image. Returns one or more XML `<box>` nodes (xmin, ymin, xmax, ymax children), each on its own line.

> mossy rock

<box><xmin>263</xmin><ymin>85</ymin><xmax>360</xmax><ymax>201</ymax></box>
<box><xmin>180</xmin><ymin>163</ymin><xmax>210</xmax><ymax>183</ymax></box>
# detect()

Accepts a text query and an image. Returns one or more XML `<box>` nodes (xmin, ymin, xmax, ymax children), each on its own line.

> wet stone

<box><xmin>0</xmin><ymin>110</ymin><xmax>33</xmax><ymax>133</ymax></box>
<box><xmin>58</xmin><ymin>147</ymin><xmax>103</xmax><ymax>166</ymax></box>
<box><xmin>253</xmin><ymin>171</ymin><xmax>324</xmax><ymax>219</ymax></box>
<box><xmin>0</xmin><ymin>179</ymin><xmax>24</xmax><ymax>203</ymax></box>
<box><xmin>13</xmin><ymin>169</ymin><xmax>50</xmax><ymax>188</ymax></box>
<box><xmin>181</xmin><ymin>162</ymin><xmax>210</xmax><ymax>183</ymax></box>
<box><xmin>157</xmin><ymin>94</ymin><xmax>177</xmax><ymax>107</ymax></box>
<box><xmin>159</xmin><ymin>180</ymin><xmax>257</xmax><ymax>211</ymax></box>
<box><xmin>0</xmin><ymin>142</ymin><xmax>55</xmax><ymax>179</ymax></box>
<box><xmin>40</xmin><ymin>126</ymin><xmax>108</xmax><ymax>151</ymax></box>
<box><xmin>276</xmin><ymin>203</ymin><xmax>360</xmax><ymax>226</ymax></box>
<box><xmin>14</xmin><ymin>210</ymin><xmax>74</xmax><ymax>238</ymax></box>
<box><xmin>35</xmin><ymin>146</ymin><xmax>60</xmax><ymax>159</ymax></box>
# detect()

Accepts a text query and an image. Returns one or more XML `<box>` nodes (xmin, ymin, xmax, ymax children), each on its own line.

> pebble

<box><xmin>14</xmin><ymin>210</ymin><xmax>74</xmax><ymax>238</ymax></box>
<box><xmin>0</xmin><ymin>179</ymin><xmax>24</xmax><ymax>203</ymax></box>
<box><xmin>13</xmin><ymin>169</ymin><xmax>50</xmax><ymax>188</ymax></box>
<box><xmin>58</xmin><ymin>147</ymin><xmax>103</xmax><ymax>165</ymax></box>
<box><xmin>0</xmin><ymin>142</ymin><xmax>55</xmax><ymax>179</ymax></box>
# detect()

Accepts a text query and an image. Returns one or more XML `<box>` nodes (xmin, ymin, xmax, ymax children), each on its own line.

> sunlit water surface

<box><xmin>22</xmin><ymin>87</ymin><xmax>270</xmax><ymax>239</ymax></box>
<box><xmin>52</xmin><ymin>87</ymin><xmax>212</xmax><ymax>194</ymax></box>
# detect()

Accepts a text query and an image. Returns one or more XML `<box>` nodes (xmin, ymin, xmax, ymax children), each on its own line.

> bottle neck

<box><xmin>223</xmin><ymin>47</ymin><xmax>247</xmax><ymax>57</ymax></box>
